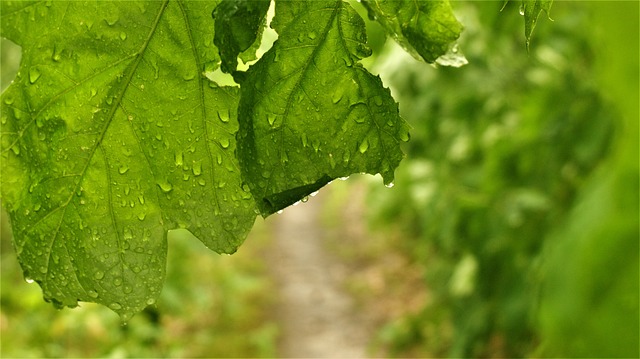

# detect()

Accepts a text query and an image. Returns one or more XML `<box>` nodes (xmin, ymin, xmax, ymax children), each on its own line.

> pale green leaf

<box><xmin>0</xmin><ymin>0</ymin><xmax>256</xmax><ymax>319</ymax></box>
<box><xmin>236</xmin><ymin>0</ymin><xmax>410</xmax><ymax>216</ymax></box>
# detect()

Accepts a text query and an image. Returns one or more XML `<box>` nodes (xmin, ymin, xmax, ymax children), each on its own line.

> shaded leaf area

<box><xmin>0</xmin><ymin>0</ymin><xmax>256</xmax><ymax>319</ymax></box>
<box><xmin>361</xmin><ymin>0</ymin><xmax>463</xmax><ymax>63</ymax></box>
<box><xmin>236</xmin><ymin>0</ymin><xmax>410</xmax><ymax>216</ymax></box>
<box><xmin>213</xmin><ymin>0</ymin><xmax>271</xmax><ymax>74</ymax></box>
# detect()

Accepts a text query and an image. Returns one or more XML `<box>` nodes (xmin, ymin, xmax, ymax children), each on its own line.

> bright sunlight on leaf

<box><xmin>0</xmin><ymin>0</ymin><xmax>256</xmax><ymax>320</ymax></box>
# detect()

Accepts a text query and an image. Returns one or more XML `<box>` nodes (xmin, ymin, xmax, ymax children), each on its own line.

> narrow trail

<box><xmin>266</xmin><ymin>191</ymin><xmax>372</xmax><ymax>358</ymax></box>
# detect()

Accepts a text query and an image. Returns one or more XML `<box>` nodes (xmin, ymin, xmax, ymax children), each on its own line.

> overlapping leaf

<box><xmin>0</xmin><ymin>0</ymin><xmax>256</xmax><ymax>319</ymax></box>
<box><xmin>212</xmin><ymin>0</ymin><xmax>271</xmax><ymax>73</ymax></box>
<box><xmin>235</xmin><ymin>0</ymin><xmax>411</xmax><ymax>216</ymax></box>
<box><xmin>361</xmin><ymin>0</ymin><xmax>463</xmax><ymax>64</ymax></box>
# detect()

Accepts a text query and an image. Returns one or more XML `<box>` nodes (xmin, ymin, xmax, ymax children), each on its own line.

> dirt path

<box><xmin>267</xmin><ymin>192</ymin><xmax>373</xmax><ymax>358</ymax></box>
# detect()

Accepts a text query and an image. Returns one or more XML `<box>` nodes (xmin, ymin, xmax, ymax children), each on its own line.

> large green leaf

<box><xmin>236</xmin><ymin>0</ymin><xmax>411</xmax><ymax>216</ymax></box>
<box><xmin>0</xmin><ymin>0</ymin><xmax>256</xmax><ymax>319</ymax></box>
<box><xmin>361</xmin><ymin>0</ymin><xmax>464</xmax><ymax>64</ymax></box>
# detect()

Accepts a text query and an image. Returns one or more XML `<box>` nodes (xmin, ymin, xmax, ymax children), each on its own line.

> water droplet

<box><xmin>123</xmin><ymin>285</ymin><xmax>132</xmax><ymax>294</ymax></box>
<box><xmin>358</xmin><ymin>138</ymin><xmax>369</xmax><ymax>153</ymax></box>
<box><xmin>4</xmin><ymin>96</ymin><xmax>14</xmax><ymax>105</ymax></box>
<box><xmin>146</xmin><ymin>298</ymin><xmax>156</xmax><ymax>305</ymax></box>
<box><xmin>385</xmin><ymin>182</ymin><xmax>395</xmax><ymax>188</ymax></box>
<box><xmin>218</xmin><ymin>110</ymin><xmax>230</xmax><ymax>123</ymax></box>
<box><xmin>192</xmin><ymin>161</ymin><xmax>202</xmax><ymax>176</ymax></box>
<box><xmin>94</xmin><ymin>271</ymin><xmax>105</xmax><ymax>280</ymax></box>
<box><xmin>219</xmin><ymin>137</ymin><xmax>230</xmax><ymax>148</ymax></box>
<box><xmin>157</xmin><ymin>180</ymin><xmax>173</xmax><ymax>193</ymax></box>
<box><xmin>332</xmin><ymin>89</ymin><xmax>343</xmax><ymax>104</ymax></box>
<box><xmin>88</xmin><ymin>290</ymin><xmax>99</xmax><ymax>298</ymax></box>
<box><xmin>25</xmin><ymin>277</ymin><xmax>35</xmax><ymax>284</ymax></box>
<box><xmin>308</xmin><ymin>31</ymin><xmax>317</xmax><ymax>39</ymax></box>
<box><xmin>29</xmin><ymin>67</ymin><xmax>41</xmax><ymax>84</ymax></box>
<box><xmin>519</xmin><ymin>3</ymin><xmax>525</xmax><ymax>15</ymax></box>
<box><xmin>267</xmin><ymin>113</ymin><xmax>276</xmax><ymax>126</ymax></box>
<box><xmin>398</xmin><ymin>128</ymin><xmax>410</xmax><ymax>142</ymax></box>
<box><xmin>120</xmin><ymin>32</ymin><xmax>127</xmax><ymax>40</ymax></box>
<box><xmin>118</xmin><ymin>164</ymin><xmax>129</xmax><ymax>174</ymax></box>
<box><xmin>113</xmin><ymin>278</ymin><xmax>123</xmax><ymax>286</ymax></box>
<box><xmin>301</xmin><ymin>133</ymin><xmax>308</xmax><ymax>147</ymax></box>
<box><xmin>373</xmin><ymin>96</ymin><xmax>383</xmax><ymax>106</ymax></box>
<box><xmin>174</xmin><ymin>151</ymin><xmax>183</xmax><ymax>167</ymax></box>
<box><xmin>109</xmin><ymin>302</ymin><xmax>122</xmax><ymax>310</ymax></box>
<box><xmin>138</xmin><ymin>212</ymin><xmax>146</xmax><ymax>221</ymax></box>
<box><xmin>51</xmin><ymin>45</ymin><xmax>62</xmax><ymax>62</ymax></box>
<box><xmin>183</xmin><ymin>72</ymin><xmax>195</xmax><ymax>81</ymax></box>
<box><xmin>39</xmin><ymin>266</ymin><xmax>47</xmax><ymax>274</ymax></box>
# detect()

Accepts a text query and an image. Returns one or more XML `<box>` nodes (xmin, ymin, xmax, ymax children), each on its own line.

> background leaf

<box><xmin>213</xmin><ymin>0</ymin><xmax>271</xmax><ymax>74</ymax></box>
<box><xmin>522</xmin><ymin>0</ymin><xmax>553</xmax><ymax>48</ymax></box>
<box><xmin>236</xmin><ymin>0</ymin><xmax>410</xmax><ymax>216</ymax></box>
<box><xmin>0</xmin><ymin>0</ymin><xmax>256</xmax><ymax>319</ymax></box>
<box><xmin>361</xmin><ymin>0</ymin><xmax>463</xmax><ymax>64</ymax></box>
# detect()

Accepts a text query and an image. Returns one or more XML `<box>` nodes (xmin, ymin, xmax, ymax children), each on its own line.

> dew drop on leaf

<box><xmin>192</xmin><ymin>161</ymin><xmax>202</xmax><ymax>176</ymax></box>
<box><xmin>88</xmin><ymin>290</ymin><xmax>99</xmax><ymax>298</ymax></box>
<box><xmin>217</xmin><ymin>110</ymin><xmax>230</xmax><ymax>123</ymax></box>
<box><xmin>399</xmin><ymin>128</ymin><xmax>410</xmax><ymax>142</ymax></box>
<box><xmin>174</xmin><ymin>151</ymin><xmax>183</xmax><ymax>167</ymax></box>
<box><xmin>118</xmin><ymin>164</ymin><xmax>129</xmax><ymax>174</ymax></box>
<box><xmin>358</xmin><ymin>138</ymin><xmax>369</xmax><ymax>153</ymax></box>
<box><xmin>156</xmin><ymin>180</ymin><xmax>173</xmax><ymax>193</ymax></box>
<box><xmin>94</xmin><ymin>271</ymin><xmax>105</xmax><ymax>280</ymax></box>
<box><xmin>219</xmin><ymin>137</ymin><xmax>230</xmax><ymax>148</ymax></box>
<box><xmin>119</xmin><ymin>32</ymin><xmax>127</xmax><ymax>40</ymax></box>
<box><xmin>28</xmin><ymin>67</ymin><xmax>41</xmax><ymax>84</ymax></box>
<box><xmin>267</xmin><ymin>114</ymin><xmax>276</xmax><ymax>126</ymax></box>
<box><xmin>109</xmin><ymin>302</ymin><xmax>122</xmax><ymax>310</ymax></box>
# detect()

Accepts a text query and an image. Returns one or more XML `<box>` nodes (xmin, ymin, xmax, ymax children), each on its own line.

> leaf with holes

<box><xmin>0</xmin><ymin>0</ymin><xmax>256</xmax><ymax>320</ymax></box>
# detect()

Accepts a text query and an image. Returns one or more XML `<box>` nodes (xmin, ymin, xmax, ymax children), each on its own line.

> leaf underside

<box><xmin>0</xmin><ymin>0</ymin><xmax>256</xmax><ymax>319</ymax></box>
<box><xmin>235</xmin><ymin>0</ymin><xmax>411</xmax><ymax>216</ymax></box>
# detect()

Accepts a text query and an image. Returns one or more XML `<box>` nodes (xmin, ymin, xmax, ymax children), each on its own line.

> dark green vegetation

<box><xmin>1</xmin><ymin>0</ymin><xmax>638</xmax><ymax>357</ymax></box>
<box><xmin>363</xmin><ymin>1</ymin><xmax>638</xmax><ymax>357</ymax></box>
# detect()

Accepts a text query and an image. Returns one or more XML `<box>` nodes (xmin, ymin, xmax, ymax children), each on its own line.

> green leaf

<box><xmin>361</xmin><ymin>0</ymin><xmax>464</xmax><ymax>64</ymax></box>
<box><xmin>0</xmin><ymin>0</ymin><xmax>256</xmax><ymax>319</ymax></box>
<box><xmin>236</xmin><ymin>0</ymin><xmax>410</xmax><ymax>216</ymax></box>
<box><xmin>522</xmin><ymin>0</ymin><xmax>553</xmax><ymax>48</ymax></box>
<box><xmin>213</xmin><ymin>0</ymin><xmax>271</xmax><ymax>74</ymax></box>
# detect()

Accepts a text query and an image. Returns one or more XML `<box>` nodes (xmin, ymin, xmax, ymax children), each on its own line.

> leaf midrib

<box><xmin>42</xmin><ymin>0</ymin><xmax>171</xmax><ymax>294</ymax></box>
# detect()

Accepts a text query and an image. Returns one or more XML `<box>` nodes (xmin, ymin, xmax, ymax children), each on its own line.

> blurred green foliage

<box><xmin>1</xmin><ymin>214</ymin><xmax>278</xmax><ymax>358</ymax></box>
<box><xmin>366</xmin><ymin>1</ymin><xmax>637</xmax><ymax>357</ymax></box>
